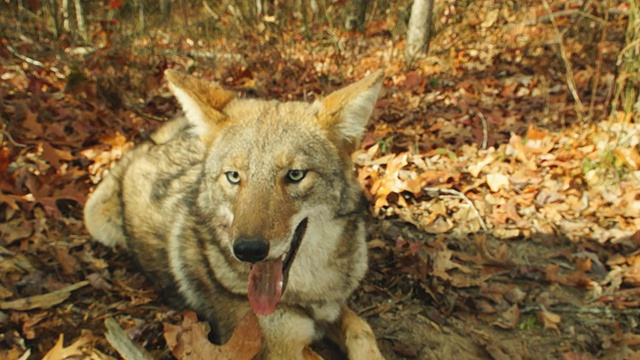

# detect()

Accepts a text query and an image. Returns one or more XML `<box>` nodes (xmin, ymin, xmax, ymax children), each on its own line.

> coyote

<box><xmin>84</xmin><ymin>69</ymin><xmax>385</xmax><ymax>359</ymax></box>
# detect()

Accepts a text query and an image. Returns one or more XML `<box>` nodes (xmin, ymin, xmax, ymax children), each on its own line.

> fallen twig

<box><xmin>477</xmin><ymin>111</ymin><xmax>488</xmax><ymax>150</ymax></box>
<box><xmin>6</xmin><ymin>44</ymin><xmax>65</xmax><ymax>79</ymax></box>
<box><xmin>516</xmin><ymin>8</ymin><xmax>628</xmax><ymax>27</ymax></box>
<box><xmin>0</xmin><ymin>280</ymin><xmax>89</xmax><ymax>310</ymax></box>
<box><xmin>423</xmin><ymin>187</ymin><xmax>488</xmax><ymax>231</ymax></box>
<box><xmin>616</xmin><ymin>38</ymin><xmax>640</xmax><ymax>66</ymax></box>
<box><xmin>105</xmin><ymin>318</ymin><xmax>155</xmax><ymax>360</ymax></box>
<box><xmin>522</xmin><ymin>305</ymin><xmax>640</xmax><ymax>316</ymax></box>
<box><xmin>132</xmin><ymin>109</ymin><xmax>170</xmax><ymax>122</ymax></box>
<box><xmin>2</xmin><ymin>123</ymin><xmax>28</xmax><ymax>147</ymax></box>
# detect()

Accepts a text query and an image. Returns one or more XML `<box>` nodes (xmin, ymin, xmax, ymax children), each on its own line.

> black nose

<box><xmin>233</xmin><ymin>238</ymin><xmax>269</xmax><ymax>263</ymax></box>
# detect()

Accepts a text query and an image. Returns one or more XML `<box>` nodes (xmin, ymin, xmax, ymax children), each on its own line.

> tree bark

<box><xmin>159</xmin><ymin>0</ymin><xmax>171</xmax><ymax>20</ymax></box>
<box><xmin>73</xmin><ymin>0</ymin><xmax>87</xmax><ymax>41</ymax></box>
<box><xmin>138</xmin><ymin>0</ymin><xmax>145</xmax><ymax>31</ymax></box>
<box><xmin>345</xmin><ymin>0</ymin><xmax>370</xmax><ymax>32</ymax></box>
<box><xmin>406</xmin><ymin>0</ymin><xmax>435</xmax><ymax>61</ymax></box>
<box><xmin>62</xmin><ymin>0</ymin><xmax>70</xmax><ymax>32</ymax></box>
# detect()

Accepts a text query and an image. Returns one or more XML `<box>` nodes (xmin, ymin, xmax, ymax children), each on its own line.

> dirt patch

<box><xmin>357</xmin><ymin>220</ymin><xmax>636</xmax><ymax>359</ymax></box>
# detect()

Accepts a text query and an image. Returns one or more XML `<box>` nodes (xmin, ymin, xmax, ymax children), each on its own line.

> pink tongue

<box><xmin>248</xmin><ymin>259</ymin><xmax>283</xmax><ymax>315</ymax></box>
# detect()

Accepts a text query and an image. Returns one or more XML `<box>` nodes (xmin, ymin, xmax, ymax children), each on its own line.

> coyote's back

<box><xmin>84</xmin><ymin>69</ymin><xmax>385</xmax><ymax>359</ymax></box>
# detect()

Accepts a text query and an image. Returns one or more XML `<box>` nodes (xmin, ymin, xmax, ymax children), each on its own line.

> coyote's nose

<box><xmin>233</xmin><ymin>238</ymin><xmax>269</xmax><ymax>263</ymax></box>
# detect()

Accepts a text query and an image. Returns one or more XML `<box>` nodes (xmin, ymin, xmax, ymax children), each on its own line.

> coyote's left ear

<box><xmin>315</xmin><ymin>70</ymin><xmax>384</xmax><ymax>150</ymax></box>
<box><xmin>165</xmin><ymin>69</ymin><xmax>236</xmax><ymax>143</ymax></box>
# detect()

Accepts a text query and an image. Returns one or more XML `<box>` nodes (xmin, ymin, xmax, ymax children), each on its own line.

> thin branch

<box><xmin>6</xmin><ymin>45</ymin><xmax>64</xmax><ymax>78</ymax></box>
<box><xmin>616</xmin><ymin>37</ymin><xmax>640</xmax><ymax>66</ymax></box>
<box><xmin>105</xmin><ymin>318</ymin><xmax>155</xmax><ymax>360</ymax></box>
<box><xmin>542</xmin><ymin>0</ymin><xmax>585</xmax><ymax>118</ymax></box>
<box><xmin>0</xmin><ymin>281</ymin><xmax>89</xmax><ymax>310</ymax></box>
<box><xmin>2</xmin><ymin>123</ymin><xmax>28</xmax><ymax>147</ymax></box>
<box><xmin>132</xmin><ymin>109</ymin><xmax>170</xmax><ymax>122</ymax></box>
<box><xmin>203</xmin><ymin>0</ymin><xmax>220</xmax><ymax>20</ymax></box>
<box><xmin>477</xmin><ymin>111</ymin><xmax>488</xmax><ymax>150</ymax></box>
<box><xmin>537</xmin><ymin>9</ymin><xmax>604</xmax><ymax>25</ymax></box>
<box><xmin>423</xmin><ymin>187</ymin><xmax>487</xmax><ymax>231</ymax></box>
<box><xmin>522</xmin><ymin>304</ymin><xmax>640</xmax><ymax>316</ymax></box>
<box><xmin>516</xmin><ymin>8</ymin><xmax>628</xmax><ymax>27</ymax></box>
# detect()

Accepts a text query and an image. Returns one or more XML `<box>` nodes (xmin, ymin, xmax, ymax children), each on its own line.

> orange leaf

<box><xmin>164</xmin><ymin>311</ymin><xmax>262</xmax><ymax>360</ymax></box>
<box><xmin>42</xmin><ymin>334</ymin><xmax>91</xmax><ymax>360</ymax></box>
<box><xmin>525</xmin><ymin>125</ymin><xmax>548</xmax><ymax>141</ymax></box>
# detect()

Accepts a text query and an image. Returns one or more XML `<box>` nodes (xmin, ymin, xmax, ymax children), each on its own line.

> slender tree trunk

<box><xmin>345</xmin><ymin>0</ymin><xmax>369</xmax><ymax>32</ymax></box>
<box><xmin>256</xmin><ymin>0</ymin><xmax>263</xmax><ymax>17</ymax></box>
<box><xmin>73</xmin><ymin>0</ymin><xmax>87</xmax><ymax>41</ymax></box>
<box><xmin>138</xmin><ymin>0</ymin><xmax>145</xmax><ymax>31</ymax></box>
<box><xmin>159</xmin><ymin>0</ymin><xmax>171</xmax><ymax>20</ymax></box>
<box><xmin>62</xmin><ymin>0</ymin><xmax>70</xmax><ymax>32</ymax></box>
<box><xmin>44</xmin><ymin>0</ymin><xmax>60</xmax><ymax>38</ymax></box>
<box><xmin>406</xmin><ymin>0</ymin><xmax>434</xmax><ymax>61</ymax></box>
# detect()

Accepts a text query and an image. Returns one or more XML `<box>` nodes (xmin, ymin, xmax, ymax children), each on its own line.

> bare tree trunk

<box><xmin>44</xmin><ymin>0</ymin><xmax>60</xmax><ymax>38</ymax></box>
<box><xmin>73</xmin><ymin>0</ymin><xmax>87</xmax><ymax>41</ymax></box>
<box><xmin>272</xmin><ymin>0</ymin><xmax>279</xmax><ymax>19</ymax></box>
<box><xmin>625</xmin><ymin>0</ymin><xmax>640</xmax><ymax>113</ymax></box>
<box><xmin>62</xmin><ymin>0</ymin><xmax>70</xmax><ymax>32</ymax></box>
<box><xmin>406</xmin><ymin>0</ymin><xmax>434</xmax><ymax>61</ymax></box>
<box><xmin>345</xmin><ymin>0</ymin><xmax>370</xmax><ymax>32</ymax></box>
<box><xmin>256</xmin><ymin>0</ymin><xmax>263</xmax><ymax>17</ymax></box>
<box><xmin>138</xmin><ymin>0</ymin><xmax>145</xmax><ymax>31</ymax></box>
<box><xmin>159</xmin><ymin>0</ymin><xmax>171</xmax><ymax>20</ymax></box>
<box><xmin>297</xmin><ymin>0</ymin><xmax>315</xmax><ymax>38</ymax></box>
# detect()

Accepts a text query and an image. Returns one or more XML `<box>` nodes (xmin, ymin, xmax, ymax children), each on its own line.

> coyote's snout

<box><xmin>84</xmin><ymin>68</ymin><xmax>385</xmax><ymax>359</ymax></box>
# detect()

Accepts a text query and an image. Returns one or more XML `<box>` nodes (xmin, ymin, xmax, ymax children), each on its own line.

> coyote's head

<box><xmin>165</xmin><ymin>69</ymin><xmax>383</xmax><ymax>315</ymax></box>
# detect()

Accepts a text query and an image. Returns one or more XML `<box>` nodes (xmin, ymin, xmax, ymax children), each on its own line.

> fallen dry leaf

<box><xmin>615</xmin><ymin>147</ymin><xmax>640</xmax><ymax>170</ymax></box>
<box><xmin>486</xmin><ymin>173</ymin><xmax>510</xmax><ymax>192</ymax></box>
<box><xmin>537</xmin><ymin>308</ymin><xmax>561</xmax><ymax>333</ymax></box>
<box><xmin>42</xmin><ymin>334</ymin><xmax>90</xmax><ymax>360</ymax></box>
<box><xmin>164</xmin><ymin>311</ymin><xmax>262</xmax><ymax>360</ymax></box>
<box><xmin>492</xmin><ymin>304</ymin><xmax>520</xmax><ymax>330</ymax></box>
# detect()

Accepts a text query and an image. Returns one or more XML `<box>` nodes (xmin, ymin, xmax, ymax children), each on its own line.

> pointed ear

<box><xmin>164</xmin><ymin>69</ymin><xmax>236</xmax><ymax>142</ymax></box>
<box><xmin>315</xmin><ymin>70</ymin><xmax>384</xmax><ymax>150</ymax></box>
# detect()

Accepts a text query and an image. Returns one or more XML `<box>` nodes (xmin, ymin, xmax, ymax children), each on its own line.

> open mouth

<box><xmin>247</xmin><ymin>218</ymin><xmax>308</xmax><ymax>315</ymax></box>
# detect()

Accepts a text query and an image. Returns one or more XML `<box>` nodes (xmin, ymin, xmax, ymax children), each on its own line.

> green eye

<box><xmin>286</xmin><ymin>169</ymin><xmax>307</xmax><ymax>183</ymax></box>
<box><xmin>225</xmin><ymin>171</ymin><xmax>241</xmax><ymax>184</ymax></box>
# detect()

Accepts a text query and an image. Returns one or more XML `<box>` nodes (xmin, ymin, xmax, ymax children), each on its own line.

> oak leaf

<box><xmin>164</xmin><ymin>311</ymin><xmax>262</xmax><ymax>360</ymax></box>
<box><xmin>537</xmin><ymin>309</ymin><xmax>561</xmax><ymax>333</ymax></box>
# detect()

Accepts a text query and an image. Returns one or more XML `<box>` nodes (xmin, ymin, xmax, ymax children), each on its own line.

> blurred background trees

<box><xmin>5</xmin><ymin>1</ymin><xmax>420</xmax><ymax>56</ymax></box>
<box><xmin>2</xmin><ymin>0</ymin><xmax>638</xmax><ymax>121</ymax></box>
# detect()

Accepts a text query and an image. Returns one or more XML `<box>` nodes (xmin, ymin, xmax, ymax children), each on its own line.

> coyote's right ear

<box><xmin>315</xmin><ymin>70</ymin><xmax>384</xmax><ymax>153</ymax></box>
<box><xmin>165</xmin><ymin>69</ymin><xmax>236</xmax><ymax>143</ymax></box>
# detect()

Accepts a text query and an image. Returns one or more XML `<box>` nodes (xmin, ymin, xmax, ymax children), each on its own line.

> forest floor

<box><xmin>1</xmin><ymin>1</ymin><xmax>640</xmax><ymax>359</ymax></box>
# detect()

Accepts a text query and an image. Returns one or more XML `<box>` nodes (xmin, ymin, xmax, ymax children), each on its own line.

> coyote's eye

<box><xmin>225</xmin><ymin>171</ymin><xmax>241</xmax><ymax>184</ymax></box>
<box><xmin>286</xmin><ymin>169</ymin><xmax>307</xmax><ymax>183</ymax></box>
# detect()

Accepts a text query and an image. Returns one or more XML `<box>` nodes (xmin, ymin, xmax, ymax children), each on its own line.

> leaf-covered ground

<box><xmin>1</xmin><ymin>1</ymin><xmax>640</xmax><ymax>359</ymax></box>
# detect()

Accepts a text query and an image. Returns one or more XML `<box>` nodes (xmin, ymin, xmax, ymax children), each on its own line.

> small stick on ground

<box><xmin>423</xmin><ymin>187</ymin><xmax>488</xmax><ymax>231</ymax></box>
<box><xmin>105</xmin><ymin>318</ymin><xmax>155</xmax><ymax>360</ymax></box>
<box><xmin>477</xmin><ymin>111</ymin><xmax>488</xmax><ymax>150</ymax></box>
<box><xmin>6</xmin><ymin>45</ymin><xmax>65</xmax><ymax>79</ymax></box>
<box><xmin>0</xmin><ymin>280</ymin><xmax>89</xmax><ymax>311</ymax></box>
